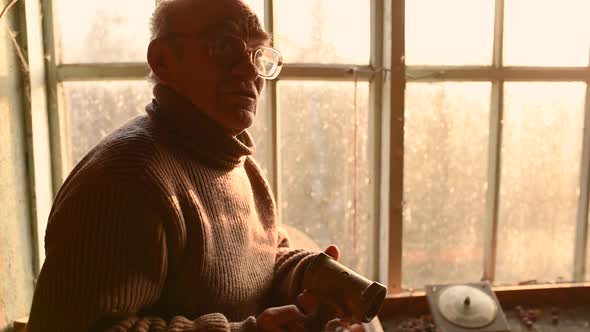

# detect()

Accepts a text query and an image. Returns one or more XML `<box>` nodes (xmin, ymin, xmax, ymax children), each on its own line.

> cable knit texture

<box><xmin>27</xmin><ymin>84</ymin><xmax>317</xmax><ymax>332</ymax></box>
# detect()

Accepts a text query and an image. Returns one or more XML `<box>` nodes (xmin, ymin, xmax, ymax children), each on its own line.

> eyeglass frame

<box><xmin>158</xmin><ymin>31</ymin><xmax>284</xmax><ymax>80</ymax></box>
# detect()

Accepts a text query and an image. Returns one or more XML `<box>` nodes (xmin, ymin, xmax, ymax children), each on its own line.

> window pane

<box><xmin>249</xmin><ymin>89</ymin><xmax>274</xmax><ymax>183</ymax></box>
<box><xmin>496</xmin><ymin>83</ymin><xmax>587</xmax><ymax>285</ymax></box>
<box><xmin>61</xmin><ymin>81</ymin><xmax>152</xmax><ymax>170</ymax></box>
<box><xmin>278</xmin><ymin>81</ymin><xmax>373</xmax><ymax>276</ymax></box>
<box><xmin>274</xmin><ymin>0</ymin><xmax>370</xmax><ymax>64</ymax></box>
<box><xmin>403</xmin><ymin>82</ymin><xmax>491</xmax><ymax>289</ymax></box>
<box><xmin>55</xmin><ymin>0</ymin><xmax>154</xmax><ymax>63</ymax></box>
<box><xmin>504</xmin><ymin>0</ymin><xmax>590</xmax><ymax>66</ymax></box>
<box><xmin>405</xmin><ymin>0</ymin><xmax>495</xmax><ymax>66</ymax></box>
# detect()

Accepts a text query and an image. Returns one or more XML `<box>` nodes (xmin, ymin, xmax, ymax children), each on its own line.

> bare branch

<box><xmin>0</xmin><ymin>0</ymin><xmax>19</xmax><ymax>21</ymax></box>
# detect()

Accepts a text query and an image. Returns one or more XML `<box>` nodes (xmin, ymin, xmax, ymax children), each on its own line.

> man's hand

<box><xmin>257</xmin><ymin>305</ymin><xmax>307</xmax><ymax>332</ymax></box>
<box><xmin>297</xmin><ymin>245</ymin><xmax>364</xmax><ymax>332</ymax></box>
<box><xmin>323</xmin><ymin>244</ymin><xmax>339</xmax><ymax>262</ymax></box>
<box><xmin>324</xmin><ymin>319</ymin><xmax>366</xmax><ymax>332</ymax></box>
<box><xmin>297</xmin><ymin>244</ymin><xmax>343</xmax><ymax>317</ymax></box>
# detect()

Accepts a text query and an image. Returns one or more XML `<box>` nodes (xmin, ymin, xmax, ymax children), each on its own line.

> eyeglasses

<box><xmin>207</xmin><ymin>35</ymin><xmax>283</xmax><ymax>80</ymax></box>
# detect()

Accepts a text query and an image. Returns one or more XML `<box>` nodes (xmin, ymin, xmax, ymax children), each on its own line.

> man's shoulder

<box><xmin>69</xmin><ymin>116</ymin><xmax>161</xmax><ymax>181</ymax></box>
<box><xmin>53</xmin><ymin>116</ymin><xmax>168</xmax><ymax>204</ymax></box>
<box><xmin>90</xmin><ymin>116</ymin><xmax>155</xmax><ymax>160</ymax></box>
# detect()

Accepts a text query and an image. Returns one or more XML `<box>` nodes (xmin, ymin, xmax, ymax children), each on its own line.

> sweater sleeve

<box><xmin>272</xmin><ymin>227</ymin><xmax>319</xmax><ymax>306</ymax></box>
<box><xmin>26</xmin><ymin>176</ymin><xmax>257</xmax><ymax>332</ymax></box>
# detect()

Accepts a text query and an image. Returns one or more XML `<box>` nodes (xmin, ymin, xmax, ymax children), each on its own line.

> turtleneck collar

<box><xmin>146</xmin><ymin>84</ymin><xmax>256</xmax><ymax>170</ymax></box>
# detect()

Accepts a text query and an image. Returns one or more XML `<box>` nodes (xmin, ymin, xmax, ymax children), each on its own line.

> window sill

<box><xmin>380</xmin><ymin>282</ymin><xmax>590</xmax><ymax>317</ymax></box>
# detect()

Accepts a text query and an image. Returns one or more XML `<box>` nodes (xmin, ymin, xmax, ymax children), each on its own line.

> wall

<box><xmin>0</xmin><ymin>0</ymin><xmax>35</xmax><ymax>330</ymax></box>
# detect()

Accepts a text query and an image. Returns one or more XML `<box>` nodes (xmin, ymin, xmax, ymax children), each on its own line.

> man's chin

<box><xmin>222</xmin><ymin>108</ymin><xmax>255</xmax><ymax>135</ymax></box>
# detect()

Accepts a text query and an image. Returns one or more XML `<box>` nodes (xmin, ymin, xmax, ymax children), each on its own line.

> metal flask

<box><xmin>302</xmin><ymin>252</ymin><xmax>387</xmax><ymax>324</ymax></box>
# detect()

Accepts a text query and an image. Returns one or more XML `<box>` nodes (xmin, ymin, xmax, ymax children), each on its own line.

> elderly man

<box><xmin>27</xmin><ymin>0</ymin><xmax>348</xmax><ymax>331</ymax></box>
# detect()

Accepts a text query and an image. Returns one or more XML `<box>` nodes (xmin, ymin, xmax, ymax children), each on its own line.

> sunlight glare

<box><xmin>504</xmin><ymin>0</ymin><xmax>590</xmax><ymax>66</ymax></box>
<box><xmin>56</xmin><ymin>0</ymin><xmax>154</xmax><ymax>63</ymax></box>
<box><xmin>274</xmin><ymin>0</ymin><xmax>370</xmax><ymax>64</ymax></box>
<box><xmin>406</xmin><ymin>0</ymin><xmax>495</xmax><ymax>66</ymax></box>
<box><xmin>496</xmin><ymin>82</ymin><xmax>587</xmax><ymax>284</ymax></box>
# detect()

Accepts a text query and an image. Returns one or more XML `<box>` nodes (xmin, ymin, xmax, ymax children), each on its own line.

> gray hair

<box><xmin>150</xmin><ymin>0</ymin><xmax>177</xmax><ymax>40</ymax></box>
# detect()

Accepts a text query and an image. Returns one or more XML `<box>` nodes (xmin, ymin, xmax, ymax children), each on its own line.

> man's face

<box><xmin>166</xmin><ymin>0</ymin><xmax>268</xmax><ymax>135</ymax></box>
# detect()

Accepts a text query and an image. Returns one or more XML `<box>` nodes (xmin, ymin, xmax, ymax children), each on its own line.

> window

<box><xmin>401</xmin><ymin>0</ymin><xmax>590</xmax><ymax>291</ymax></box>
<box><xmin>37</xmin><ymin>0</ymin><xmax>590</xmax><ymax>294</ymax></box>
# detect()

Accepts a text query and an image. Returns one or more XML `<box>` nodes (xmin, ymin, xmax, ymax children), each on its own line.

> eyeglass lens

<box><xmin>213</xmin><ymin>36</ymin><xmax>280</xmax><ymax>77</ymax></box>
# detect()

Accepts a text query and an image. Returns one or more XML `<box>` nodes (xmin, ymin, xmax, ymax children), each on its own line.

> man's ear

<box><xmin>147</xmin><ymin>38</ymin><xmax>177</xmax><ymax>84</ymax></box>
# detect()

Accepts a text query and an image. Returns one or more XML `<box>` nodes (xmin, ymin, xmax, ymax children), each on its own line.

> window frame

<box><xmin>35</xmin><ymin>0</ymin><xmax>590</xmax><ymax>294</ymax></box>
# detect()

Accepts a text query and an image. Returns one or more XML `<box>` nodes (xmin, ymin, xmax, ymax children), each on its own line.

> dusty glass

<box><xmin>496</xmin><ymin>82</ymin><xmax>587</xmax><ymax>285</ymax></box>
<box><xmin>504</xmin><ymin>0</ymin><xmax>590</xmax><ymax>66</ymax></box>
<box><xmin>248</xmin><ymin>88</ymin><xmax>274</xmax><ymax>183</ymax></box>
<box><xmin>405</xmin><ymin>0</ymin><xmax>495</xmax><ymax>66</ymax></box>
<box><xmin>61</xmin><ymin>81</ymin><xmax>153</xmax><ymax>170</ymax></box>
<box><xmin>274</xmin><ymin>0</ymin><xmax>370</xmax><ymax>64</ymax></box>
<box><xmin>403</xmin><ymin>82</ymin><xmax>491</xmax><ymax>289</ymax></box>
<box><xmin>55</xmin><ymin>0</ymin><xmax>154</xmax><ymax>63</ymax></box>
<box><xmin>278</xmin><ymin>81</ymin><xmax>373</xmax><ymax>276</ymax></box>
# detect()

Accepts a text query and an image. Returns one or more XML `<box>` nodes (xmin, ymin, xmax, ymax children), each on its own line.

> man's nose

<box><xmin>232</xmin><ymin>53</ymin><xmax>259</xmax><ymax>80</ymax></box>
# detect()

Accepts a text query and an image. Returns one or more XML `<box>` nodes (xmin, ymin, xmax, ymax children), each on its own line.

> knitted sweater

<box><xmin>27</xmin><ymin>84</ymin><xmax>317</xmax><ymax>332</ymax></box>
